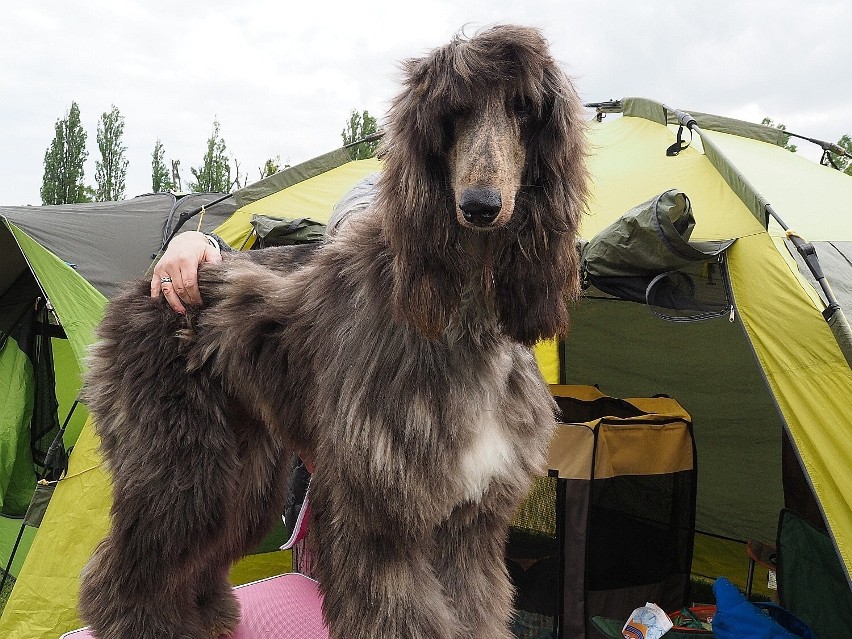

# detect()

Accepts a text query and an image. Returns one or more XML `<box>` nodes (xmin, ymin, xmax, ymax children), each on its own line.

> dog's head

<box><xmin>379</xmin><ymin>25</ymin><xmax>588</xmax><ymax>345</ymax></box>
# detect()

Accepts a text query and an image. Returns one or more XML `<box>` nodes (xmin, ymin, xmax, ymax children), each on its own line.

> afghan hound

<box><xmin>79</xmin><ymin>24</ymin><xmax>588</xmax><ymax>639</ymax></box>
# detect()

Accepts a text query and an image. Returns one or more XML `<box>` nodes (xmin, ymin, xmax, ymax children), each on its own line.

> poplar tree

<box><xmin>95</xmin><ymin>105</ymin><xmax>129</xmax><ymax>201</ymax></box>
<box><xmin>342</xmin><ymin>109</ymin><xmax>379</xmax><ymax>160</ymax></box>
<box><xmin>151</xmin><ymin>139</ymin><xmax>172</xmax><ymax>192</ymax></box>
<box><xmin>189</xmin><ymin>119</ymin><xmax>233</xmax><ymax>192</ymax></box>
<box><xmin>40</xmin><ymin>102</ymin><xmax>89</xmax><ymax>205</ymax></box>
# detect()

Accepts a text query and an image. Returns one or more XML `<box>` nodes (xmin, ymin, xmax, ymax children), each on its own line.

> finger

<box><xmin>151</xmin><ymin>265</ymin><xmax>165</xmax><ymax>298</ymax></box>
<box><xmin>178</xmin><ymin>267</ymin><xmax>202</xmax><ymax>307</ymax></box>
<box><xmin>172</xmin><ymin>255</ymin><xmax>202</xmax><ymax>307</ymax></box>
<box><xmin>160</xmin><ymin>282</ymin><xmax>186</xmax><ymax>314</ymax></box>
<box><xmin>205</xmin><ymin>245</ymin><xmax>223</xmax><ymax>265</ymax></box>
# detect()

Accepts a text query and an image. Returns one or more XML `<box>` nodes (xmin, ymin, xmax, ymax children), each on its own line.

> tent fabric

<box><xmin>579</xmin><ymin>189</ymin><xmax>734</xmax><ymax>279</ymax></box>
<box><xmin>250</xmin><ymin>215</ymin><xmax>327</xmax><ymax>247</ymax></box>
<box><xmin>0</xmin><ymin>193</ymin><xmax>236</xmax><ymax>299</ymax></box>
<box><xmin>0</xmin><ymin>417</ymin><xmax>110</xmax><ymax>639</ymax></box>
<box><xmin>579</xmin><ymin>109</ymin><xmax>852</xmax><ymax>586</ymax></box>
<box><xmin>0</xmin><ymin>337</ymin><xmax>34</xmax><ymax>515</ymax></box>
<box><xmin>0</xmin><ymin>220</ymin><xmax>105</xmax><ymax>515</ymax></box>
<box><xmin>7</xmin><ymin>223</ymin><xmax>106</xmax><ymax>368</ymax></box>
<box><xmin>579</xmin><ymin>188</ymin><xmax>736</xmax><ymax>319</ymax></box>
<box><xmin>215</xmin><ymin>158</ymin><xmax>381</xmax><ymax>248</ymax></box>
<box><xmin>0</xmin><ymin>248</ymin><xmax>42</xmax><ymax>515</ymax></box>
<box><xmin>621</xmin><ymin>97</ymin><xmax>787</xmax><ymax>146</ymax></box>
<box><xmin>234</xmin><ymin>148</ymin><xmax>354</xmax><ymax>208</ymax></box>
<box><xmin>776</xmin><ymin>509</ymin><xmax>852</xmax><ymax>638</ymax></box>
<box><xmin>4</xmin><ymin>111</ymin><xmax>852</xmax><ymax>638</ymax></box>
<box><xmin>786</xmin><ymin>240</ymin><xmax>852</xmax><ymax>316</ymax></box>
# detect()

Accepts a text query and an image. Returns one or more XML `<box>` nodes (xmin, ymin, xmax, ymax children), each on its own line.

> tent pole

<box><xmin>161</xmin><ymin>192</ymin><xmax>235</xmax><ymax>250</ymax></box>
<box><xmin>665</xmin><ymin>106</ymin><xmax>852</xmax><ymax>371</ymax></box>
<box><xmin>0</xmin><ymin>525</ymin><xmax>27</xmax><ymax>596</ymax></box>
<box><xmin>40</xmin><ymin>399</ymin><xmax>79</xmax><ymax>481</ymax></box>
<box><xmin>0</xmin><ymin>399</ymin><xmax>82</xmax><ymax>595</ymax></box>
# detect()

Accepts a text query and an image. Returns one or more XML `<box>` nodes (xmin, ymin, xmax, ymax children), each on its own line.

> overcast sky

<box><xmin>2</xmin><ymin>0</ymin><xmax>850</xmax><ymax>206</ymax></box>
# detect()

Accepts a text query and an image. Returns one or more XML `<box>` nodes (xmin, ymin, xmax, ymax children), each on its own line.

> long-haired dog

<box><xmin>80</xmin><ymin>24</ymin><xmax>587</xmax><ymax>639</ymax></box>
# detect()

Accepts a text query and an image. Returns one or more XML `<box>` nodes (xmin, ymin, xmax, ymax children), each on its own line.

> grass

<box><xmin>0</xmin><ymin>570</ymin><xmax>15</xmax><ymax>617</ymax></box>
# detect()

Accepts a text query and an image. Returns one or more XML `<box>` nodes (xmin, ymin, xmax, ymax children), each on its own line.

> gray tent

<box><xmin>1</xmin><ymin>192</ymin><xmax>237</xmax><ymax>298</ymax></box>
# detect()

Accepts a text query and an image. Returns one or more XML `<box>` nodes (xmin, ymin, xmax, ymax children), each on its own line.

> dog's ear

<box><xmin>378</xmin><ymin>55</ymin><xmax>466</xmax><ymax>339</ymax></box>
<box><xmin>496</xmin><ymin>61</ymin><xmax>589</xmax><ymax>347</ymax></box>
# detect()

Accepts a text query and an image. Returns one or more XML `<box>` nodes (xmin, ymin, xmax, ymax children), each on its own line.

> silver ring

<box><xmin>160</xmin><ymin>276</ymin><xmax>172</xmax><ymax>284</ymax></box>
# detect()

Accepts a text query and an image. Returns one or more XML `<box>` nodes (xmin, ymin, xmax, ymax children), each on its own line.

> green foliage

<box><xmin>259</xmin><ymin>156</ymin><xmax>282</xmax><ymax>179</ymax></box>
<box><xmin>828</xmin><ymin>134</ymin><xmax>852</xmax><ymax>176</ymax></box>
<box><xmin>342</xmin><ymin>109</ymin><xmax>379</xmax><ymax>160</ymax></box>
<box><xmin>0</xmin><ymin>570</ymin><xmax>15</xmax><ymax>616</ymax></box>
<box><xmin>79</xmin><ymin>185</ymin><xmax>97</xmax><ymax>203</ymax></box>
<box><xmin>40</xmin><ymin>102</ymin><xmax>89</xmax><ymax>205</ymax></box>
<box><xmin>95</xmin><ymin>105</ymin><xmax>128</xmax><ymax>201</ymax></box>
<box><xmin>761</xmin><ymin>117</ymin><xmax>798</xmax><ymax>153</ymax></box>
<box><xmin>171</xmin><ymin>160</ymin><xmax>182</xmax><ymax>193</ymax></box>
<box><xmin>151</xmin><ymin>139</ymin><xmax>172</xmax><ymax>192</ymax></box>
<box><xmin>189</xmin><ymin>119</ymin><xmax>234</xmax><ymax>193</ymax></box>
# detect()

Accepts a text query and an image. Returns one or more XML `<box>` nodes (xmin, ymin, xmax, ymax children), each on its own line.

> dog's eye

<box><xmin>512</xmin><ymin>96</ymin><xmax>530</xmax><ymax>120</ymax></box>
<box><xmin>454</xmin><ymin>106</ymin><xmax>473</xmax><ymax>120</ymax></box>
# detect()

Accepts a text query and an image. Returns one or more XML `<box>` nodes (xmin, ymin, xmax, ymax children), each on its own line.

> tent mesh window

<box><xmin>506</xmin><ymin>386</ymin><xmax>697</xmax><ymax>639</ymax></box>
<box><xmin>507</xmin><ymin>474</ymin><xmax>563</xmax><ymax>639</ymax></box>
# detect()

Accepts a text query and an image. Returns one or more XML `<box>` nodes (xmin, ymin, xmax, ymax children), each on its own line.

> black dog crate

<box><xmin>507</xmin><ymin>385</ymin><xmax>697</xmax><ymax>639</ymax></box>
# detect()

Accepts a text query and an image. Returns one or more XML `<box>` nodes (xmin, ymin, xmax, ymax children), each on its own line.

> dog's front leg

<box><xmin>433</xmin><ymin>489</ymin><xmax>519</xmax><ymax>639</ymax></box>
<box><xmin>309</xmin><ymin>477</ymin><xmax>460</xmax><ymax>639</ymax></box>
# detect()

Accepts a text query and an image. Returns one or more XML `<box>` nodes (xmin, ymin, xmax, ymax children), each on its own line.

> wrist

<box><xmin>203</xmin><ymin>234</ymin><xmax>222</xmax><ymax>255</ymax></box>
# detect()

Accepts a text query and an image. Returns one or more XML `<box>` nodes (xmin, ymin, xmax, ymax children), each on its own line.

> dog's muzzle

<box><xmin>459</xmin><ymin>187</ymin><xmax>502</xmax><ymax>227</ymax></box>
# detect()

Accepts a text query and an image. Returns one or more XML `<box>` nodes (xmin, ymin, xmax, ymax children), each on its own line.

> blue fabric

<box><xmin>712</xmin><ymin>578</ymin><xmax>799</xmax><ymax>639</ymax></box>
<box><xmin>753</xmin><ymin>604</ymin><xmax>816</xmax><ymax>639</ymax></box>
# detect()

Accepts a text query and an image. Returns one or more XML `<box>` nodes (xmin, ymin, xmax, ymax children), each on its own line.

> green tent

<box><xmin>0</xmin><ymin>219</ymin><xmax>104</xmax><ymax>591</ymax></box>
<box><xmin>3</xmin><ymin>102</ymin><xmax>851</xmax><ymax>638</ymax></box>
<box><xmin>0</xmin><ymin>193</ymin><xmax>237</xmax><ymax>629</ymax></box>
<box><xmin>565</xmin><ymin>99</ymin><xmax>851</xmax><ymax>593</ymax></box>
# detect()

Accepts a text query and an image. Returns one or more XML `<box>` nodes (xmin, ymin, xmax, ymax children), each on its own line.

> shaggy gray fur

<box><xmin>80</xmin><ymin>24</ymin><xmax>588</xmax><ymax>639</ymax></box>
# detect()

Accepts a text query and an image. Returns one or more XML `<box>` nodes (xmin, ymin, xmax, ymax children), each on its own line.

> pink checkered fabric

<box><xmin>61</xmin><ymin>573</ymin><xmax>328</xmax><ymax>639</ymax></box>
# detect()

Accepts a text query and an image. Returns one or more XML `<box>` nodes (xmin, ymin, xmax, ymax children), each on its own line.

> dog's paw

<box><xmin>199</xmin><ymin>589</ymin><xmax>241</xmax><ymax>638</ymax></box>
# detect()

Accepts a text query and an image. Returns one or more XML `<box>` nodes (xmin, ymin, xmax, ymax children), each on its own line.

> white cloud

<box><xmin>2</xmin><ymin>0</ymin><xmax>851</xmax><ymax>205</ymax></box>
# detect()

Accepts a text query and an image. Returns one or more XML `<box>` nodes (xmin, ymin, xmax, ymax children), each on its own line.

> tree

<box><xmin>828</xmin><ymin>134</ymin><xmax>852</xmax><ymax>176</ymax></box>
<box><xmin>761</xmin><ymin>117</ymin><xmax>798</xmax><ymax>153</ymax></box>
<box><xmin>95</xmin><ymin>106</ymin><xmax>129</xmax><ymax>201</ymax></box>
<box><xmin>259</xmin><ymin>156</ymin><xmax>281</xmax><ymax>179</ymax></box>
<box><xmin>40</xmin><ymin>102</ymin><xmax>89</xmax><ymax>205</ymax></box>
<box><xmin>79</xmin><ymin>185</ymin><xmax>97</xmax><ymax>203</ymax></box>
<box><xmin>151</xmin><ymin>139</ymin><xmax>173</xmax><ymax>192</ymax></box>
<box><xmin>189</xmin><ymin>119</ymin><xmax>233</xmax><ymax>193</ymax></box>
<box><xmin>341</xmin><ymin>109</ymin><xmax>379</xmax><ymax>160</ymax></box>
<box><xmin>171</xmin><ymin>160</ymin><xmax>183</xmax><ymax>193</ymax></box>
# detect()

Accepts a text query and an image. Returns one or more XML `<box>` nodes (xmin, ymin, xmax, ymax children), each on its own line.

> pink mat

<box><xmin>61</xmin><ymin>573</ymin><xmax>328</xmax><ymax>638</ymax></box>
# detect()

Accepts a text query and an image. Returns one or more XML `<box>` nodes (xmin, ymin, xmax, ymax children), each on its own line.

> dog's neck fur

<box><xmin>327</xmin><ymin>202</ymin><xmax>506</xmax><ymax>349</ymax></box>
<box><xmin>447</xmin><ymin>235</ymin><xmax>504</xmax><ymax>346</ymax></box>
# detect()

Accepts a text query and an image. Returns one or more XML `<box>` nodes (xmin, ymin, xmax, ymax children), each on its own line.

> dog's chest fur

<box><xmin>417</xmin><ymin>345</ymin><xmax>521</xmax><ymax>507</ymax></box>
<box><xmin>458</xmin><ymin>405</ymin><xmax>516</xmax><ymax>503</ymax></box>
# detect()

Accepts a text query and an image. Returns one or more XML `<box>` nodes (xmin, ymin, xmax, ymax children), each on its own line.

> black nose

<box><xmin>459</xmin><ymin>187</ymin><xmax>502</xmax><ymax>226</ymax></box>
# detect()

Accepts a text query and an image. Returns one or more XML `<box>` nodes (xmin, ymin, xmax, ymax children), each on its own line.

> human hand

<box><xmin>150</xmin><ymin>231</ymin><xmax>222</xmax><ymax>314</ymax></box>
